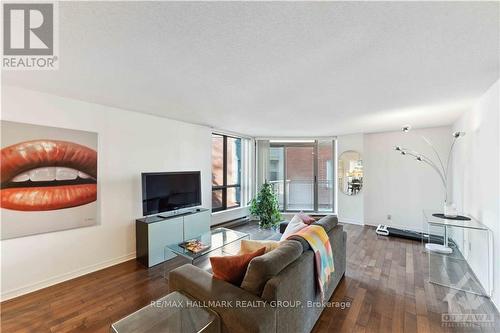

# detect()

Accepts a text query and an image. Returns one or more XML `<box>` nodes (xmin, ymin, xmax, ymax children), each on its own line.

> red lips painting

<box><xmin>1</xmin><ymin>121</ymin><xmax>98</xmax><ymax>240</ymax></box>
<box><xmin>1</xmin><ymin>140</ymin><xmax>97</xmax><ymax>211</ymax></box>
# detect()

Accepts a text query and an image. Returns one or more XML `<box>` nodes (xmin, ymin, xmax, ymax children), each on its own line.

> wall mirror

<box><xmin>338</xmin><ymin>150</ymin><xmax>363</xmax><ymax>196</ymax></box>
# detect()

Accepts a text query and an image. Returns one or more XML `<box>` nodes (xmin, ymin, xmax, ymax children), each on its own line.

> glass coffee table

<box><xmin>110</xmin><ymin>291</ymin><xmax>220</xmax><ymax>333</ymax></box>
<box><xmin>165</xmin><ymin>227</ymin><xmax>249</xmax><ymax>264</ymax></box>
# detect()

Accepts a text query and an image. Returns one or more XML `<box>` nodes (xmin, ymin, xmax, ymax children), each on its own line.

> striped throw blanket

<box><xmin>288</xmin><ymin>225</ymin><xmax>334</xmax><ymax>299</ymax></box>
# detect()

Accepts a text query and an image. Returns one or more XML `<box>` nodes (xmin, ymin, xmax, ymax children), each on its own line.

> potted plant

<box><xmin>249</xmin><ymin>183</ymin><xmax>282</xmax><ymax>229</ymax></box>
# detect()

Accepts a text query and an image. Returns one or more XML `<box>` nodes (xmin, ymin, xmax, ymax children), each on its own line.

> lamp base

<box><xmin>425</xmin><ymin>243</ymin><xmax>452</xmax><ymax>254</ymax></box>
<box><xmin>444</xmin><ymin>202</ymin><xmax>458</xmax><ymax>218</ymax></box>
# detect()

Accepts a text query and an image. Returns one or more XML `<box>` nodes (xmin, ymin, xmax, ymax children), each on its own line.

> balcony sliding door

<box><xmin>285</xmin><ymin>145</ymin><xmax>315</xmax><ymax>211</ymax></box>
<box><xmin>268</xmin><ymin>140</ymin><xmax>334</xmax><ymax>213</ymax></box>
<box><xmin>317</xmin><ymin>140</ymin><xmax>334</xmax><ymax>212</ymax></box>
<box><xmin>268</xmin><ymin>147</ymin><xmax>285</xmax><ymax>210</ymax></box>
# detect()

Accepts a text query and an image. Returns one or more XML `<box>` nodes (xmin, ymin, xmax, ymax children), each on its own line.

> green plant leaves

<box><xmin>249</xmin><ymin>183</ymin><xmax>282</xmax><ymax>228</ymax></box>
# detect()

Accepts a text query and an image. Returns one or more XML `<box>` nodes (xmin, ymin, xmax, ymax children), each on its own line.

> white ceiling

<box><xmin>3</xmin><ymin>2</ymin><xmax>499</xmax><ymax>136</ymax></box>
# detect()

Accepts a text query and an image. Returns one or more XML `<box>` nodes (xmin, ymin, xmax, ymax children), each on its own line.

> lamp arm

<box><xmin>445</xmin><ymin>137</ymin><xmax>458</xmax><ymax>180</ymax></box>
<box><xmin>403</xmin><ymin>150</ymin><xmax>447</xmax><ymax>191</ymax></box>
<box><xmin>422</xmin><ymin>136</ymin><xmax>447</xmax><ymax>181</ymax></box>
<box><xmin>403</xmin><ymin>149</ymin><xmax>443</xmax><ymax>176</ymax></box>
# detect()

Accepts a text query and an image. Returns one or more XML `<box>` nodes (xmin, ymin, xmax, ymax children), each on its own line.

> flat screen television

<box><xmin>141</xmin><ymin>171</ymin><xmax>201</xmax><ymax>216</ymax></box>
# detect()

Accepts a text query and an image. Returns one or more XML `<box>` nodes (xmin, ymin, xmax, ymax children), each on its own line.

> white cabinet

<box><xmin>184</xmin><ymin>209</ymin><xmax>210</xmax><ymax>240</ymax></box>
<box><xmin>149</xmin><ymin>216</ymin><xmax>183</xmax><ymax>266</ymax></box>
<box><xmin>136</xmin><ymin>208</ymin><xmax>210</xmax><ymax>267</ymax></box>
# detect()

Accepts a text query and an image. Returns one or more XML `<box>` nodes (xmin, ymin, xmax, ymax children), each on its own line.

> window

<box><xmin>212</xmin><ymin>134</ymin><xmax>242</xmax><ymax>212</ymax></box>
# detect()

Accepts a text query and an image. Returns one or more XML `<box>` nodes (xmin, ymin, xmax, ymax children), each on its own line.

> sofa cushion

<box><xmin>210</xmin><ymin>247</ymin><xmax>266</xmax><ymax>285</ymax></box>
<box><xmin>241</xmin><ymin>240</ymin><xmax>303</xmax><ymax>296</ymax></box>
<box><xmin>281</xmin><ymin>216</ymin><xmax>339</xmax><ymax>252</ymax></box>
<box><xmin>297</xmin><ymin>211</ymin><xmax>315</xmax><ymax>225</ymax></box>
<box><xmin>279</xmin><ymin>221</ymin><xmax>289</xmax><ymax>234</ymax></box>
<box><xmin>280</xmin><ymin>214</ymin><xmax>308</xmax><ymax>241</ymax></box>
<box><xmin>312</xmin><ymin>215</ymin><xmax>338</xmax><ymax>233</ymax></box>
<box><xmin>238</xmin><ymin>239</ymin><xmax>280</xmax><ymax>254</ymax></box>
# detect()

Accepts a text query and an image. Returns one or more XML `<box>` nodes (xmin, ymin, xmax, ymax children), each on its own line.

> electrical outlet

<box><xmin>387</xmin><ymin>214</ymin><xmax>392</xmax><ymax>220</ymax></box>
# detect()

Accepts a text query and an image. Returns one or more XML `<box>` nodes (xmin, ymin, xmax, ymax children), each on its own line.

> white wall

<box><xmin>0</xmin><ymin>85</ymin><xmax>212</xmax><ymax>300</ymax></box>
<box><xmin>363</xmin><ymin>127</ymin><xmax>452</xmax><ymax>231</ymax></box>
<box><xmin>451</xmin><ymin>79</ymin><xmax>499</xmax><ymax>308</ymax></box>
<box><xmin>337</xmin><ymin>134</ymin><xmax>364</xmax><ymax>225</ymax></box>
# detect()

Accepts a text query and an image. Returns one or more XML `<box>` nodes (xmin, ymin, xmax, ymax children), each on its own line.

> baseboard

<box><xmin>1</xmin><ymin>252</ymin><xmax>136</xmax><ymax>302</ymax></box>
<box><xmin>211</xmin><ymin>206</ymin><xmax>249</xmax><ymax>225</ymax></box>
<box><xmin>212</xmin><ymin>216</ymin><xmax>250</xmax><ymax>229</ymax></box>
<box><xmin>339</xmin><ymin>218</ymin><xmax>364</xmax><ymax>225</ymax></box>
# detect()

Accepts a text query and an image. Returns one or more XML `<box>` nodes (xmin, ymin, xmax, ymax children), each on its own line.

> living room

<box><xmin>1</xmin><ymin>1</ymin><xmax>499</xmax><ymax>332</ymax></box>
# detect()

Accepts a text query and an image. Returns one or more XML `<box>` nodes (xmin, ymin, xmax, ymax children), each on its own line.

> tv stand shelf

<box><xmin>136</xmin><ymin>208</ymin><xmax>208</xmax><ymax>224</ymax></box>
<box><xmin>136</xmin><ymin>208</ymin><xmax>210</xmax><ymax>267</ymax></box>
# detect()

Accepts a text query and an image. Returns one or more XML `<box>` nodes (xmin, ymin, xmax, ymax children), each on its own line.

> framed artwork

<box><xmin>1</xmin><ymin>121</ymin><xmax>98</xmax><ymax>239</ymax></box>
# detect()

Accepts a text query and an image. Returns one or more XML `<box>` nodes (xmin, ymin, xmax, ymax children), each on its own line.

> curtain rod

<box><xmin>210</xmin><ymin>128</ymin><xmax>253</xmax><ymax>140</ymax></box>
<box><xmin>209</xmin><ymin>129</ymin><xmax>337</xmax><ymax>141</ymax></box>
<box><xmin>255</xmin><ymin>136</ymin><xmax>337</xmax><ymax>141</ymax></box>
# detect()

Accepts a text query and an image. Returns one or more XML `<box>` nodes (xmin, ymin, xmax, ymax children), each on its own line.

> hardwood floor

<box><xmin>1</xmin><ymin>223</ymin><xmax>499</xmax><ymax>332</ymax></box>
<box><xmin>311</xmin><ymin>224</ymin><xmax>500</xmax><ymax>333</ymax></box>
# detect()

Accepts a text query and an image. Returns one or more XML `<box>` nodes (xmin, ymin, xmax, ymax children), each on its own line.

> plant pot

<box><xmin>259</xmin><ymin>221</ymin><xmax>278</xmax><ymax>230</ymax></box>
